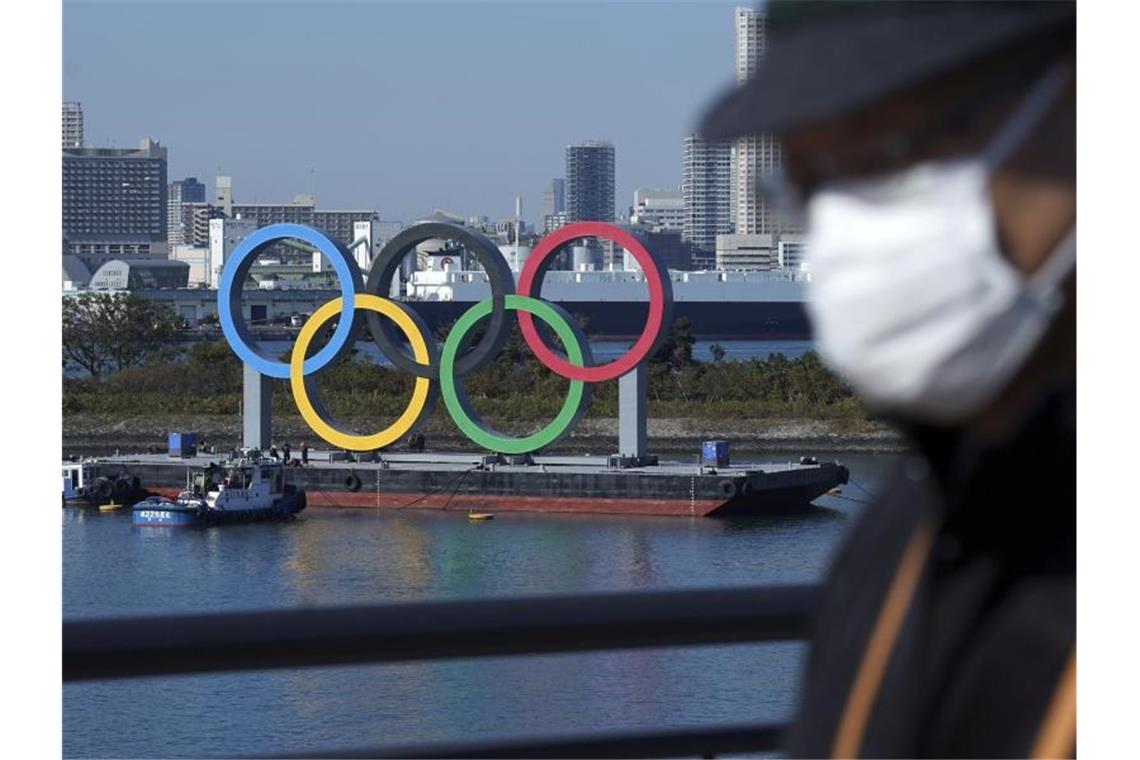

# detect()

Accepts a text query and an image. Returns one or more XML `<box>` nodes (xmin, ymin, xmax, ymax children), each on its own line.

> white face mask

<box><xmin>804</xmin><ymin>64</ymin><xmax>1075</xmax><ymax>425</ymax></box>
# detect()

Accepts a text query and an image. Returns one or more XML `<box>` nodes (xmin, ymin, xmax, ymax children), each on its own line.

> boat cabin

<box><xmin>62</xmin><ymin>462</ymin><xmax>92</xmax><ymax>500</ymax></box>
<box><xmin>205</xmin><ymin>458</ymin><xmax>287</xmax><ymax>510</ymax></box>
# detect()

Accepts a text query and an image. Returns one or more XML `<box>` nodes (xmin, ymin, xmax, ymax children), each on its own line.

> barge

<box><xmin>85</xmin><ymin>451</ymin><xmax>848</xmax><ymax>518</ymax></box>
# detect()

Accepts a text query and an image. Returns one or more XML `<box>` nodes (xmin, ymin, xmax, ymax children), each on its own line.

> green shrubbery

<box><xmin>63</xmin><ymin>323</ymin><xmax>867</xmax><ymax>422</ymax></box>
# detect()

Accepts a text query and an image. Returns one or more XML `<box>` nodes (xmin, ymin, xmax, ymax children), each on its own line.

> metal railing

<box><xmin>63</xmin><ymin>584</ymin><xmax>819</xmax><ymax>758</ymax></box>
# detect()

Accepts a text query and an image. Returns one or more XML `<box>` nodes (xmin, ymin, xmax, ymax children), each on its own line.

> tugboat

<box><xmin>132</xmin><ymin>453</ymin><xmax>306</xmax><ymax>527</ymax></box>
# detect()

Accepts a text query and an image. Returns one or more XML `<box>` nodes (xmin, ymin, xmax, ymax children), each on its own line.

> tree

<box><xmin>652</xmin><ymin>316</ymin><xmax>696</xmax><ymax>371</ymax></box>
<box><xmin>709</xmin><ymin>343</ymin><xmax>727</xmax><ymax>363</ymax></box>
<box><xmin>62</xmin><ymin>293</ymin><xmax>185</xmax><ymax>378</ymax></box>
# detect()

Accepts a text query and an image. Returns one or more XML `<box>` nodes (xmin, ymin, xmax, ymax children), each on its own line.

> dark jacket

<box><xmin>786</xmin><ymin>382</ymin><xmax>1075</xmax><ymax>758</ymax></box>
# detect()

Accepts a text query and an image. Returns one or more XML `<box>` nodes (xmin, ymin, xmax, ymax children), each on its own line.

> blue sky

<box><xmin>63</xmin><ymin>1</ymin><xmax>744</xmax><ymax>225</ymax></box>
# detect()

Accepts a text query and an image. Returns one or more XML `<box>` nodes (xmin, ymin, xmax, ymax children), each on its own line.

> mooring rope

<box><xmin>395</xmin><ymin>467</ymin><xmax>477</xmax><ymax>511</ymax></box>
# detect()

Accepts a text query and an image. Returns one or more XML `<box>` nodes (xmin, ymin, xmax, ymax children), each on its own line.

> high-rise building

<box><xmin>175</xmin><ymin>177</ymin><xmax>206</xmax><ymax>203</ymax></box>
<box><xmin>682</xmin><ymin>135</ymin><xmax>733</xmax><ymax>253</ymax></box>
<box><xmin>565</xmin><ymin>141</ymin><xmax>615</xmax><ymax>223</ymax></box>
<box><xmin>731</xmin><ymin>7</ymin><xmax>796</xmax><ymax>236</ymax></box>
<box><xmin>167</xmin><ymin>177</ymin><xmax>207</xmax><ymax>244</ymax></box>
<box><xmin>62</xmin><ymin>102</ymin><xmax>83</xmax><ymax>149</ymax></box>
<box><xmin>541</xmin><ymin>178</ymin><xmax>565</xmax><ymax>220</ymax></box>
<box><xmin>182</xmin><ymin>202</ymin><xmax>229</xmax><ymax>248</ymax></box>
<box><xmin>63</xmin><ymin>138</ymin><xmax>168</xmax><ymax>260</ymax></box>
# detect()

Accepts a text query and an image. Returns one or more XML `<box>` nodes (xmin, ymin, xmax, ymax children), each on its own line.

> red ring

<box><xmin>517</xmin><ymin>222</ymin><xmax>669</xmax><ymax>382</ymax></box>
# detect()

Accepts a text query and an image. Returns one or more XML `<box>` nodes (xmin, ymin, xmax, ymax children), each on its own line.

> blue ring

<box><xmin>218</xmin><ymin>223</ymin><xmax>362</xmax><ymax>379</ymax></box>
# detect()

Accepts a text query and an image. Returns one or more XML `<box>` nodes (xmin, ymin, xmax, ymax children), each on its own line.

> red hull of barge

<box><xmin>151</xmin><ymin>486</ymin><xmax>725</xmax><ymax>517</ymax></box>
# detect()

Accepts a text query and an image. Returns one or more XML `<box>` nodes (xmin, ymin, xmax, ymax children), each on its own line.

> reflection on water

<box><xmin>63</xmin><ymin>452</ymin><xmax>899</xmax><ymax>758</ymax></box>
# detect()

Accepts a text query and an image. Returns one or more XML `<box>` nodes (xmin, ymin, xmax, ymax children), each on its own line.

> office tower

<box><xmin>62</xmin><ymin>137</ymin><xmax>168</xmax><ymax>260</ymax></box>
<box><xmin>542</xmin><ymin>178</ymin><xmax>567</xmax><ymax>232</ymax></box>
<box><xmin>62</xmin><ymin>102</ymin><xmax>83</xmax><ymax>149</ymax></box>
<box><xmin>631</xmin><ymin>189</ymin><xmax>685</xmax><ymax>232</ymax></box>
<box><xmin>167</xmin><ymin>177</ymin><xmax>207</xmax><ymax>244</ymax></box>
<box><xmin>541</xmin><ymin>178</ymin><xmax>565</xmax><ymax>220</ymax></box>
<box><xmin>716</xmin><ymin>233</ymin><xmax>777</xmax><ymax>271</ymax></box>
<box><xmin>731</xmin><ymin>7</ymin><xmax>795</xmax><ymax>235</ymax></box>
<box><xmin>174</xmin><ymin>177</ymin><xmax>206</xmax><ymax>203</ymax></box>
<box><xmin>682</xmin><ymin>135</ymin><xmax>733</xmax><ymax>253</ymax></box>
<box><xmin>565</xmin><ymin>141</ymin><xmax>615</xmax><ymax>223</ymax></box>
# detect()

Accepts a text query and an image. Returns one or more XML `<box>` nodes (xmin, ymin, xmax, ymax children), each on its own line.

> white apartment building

<box><xmin>630</xmin><ymin>188</ymin><xmax>685</xmax><ymax>232</ymax></box>
<box><xmin>208</xmin><ymin>217</ymin><xmax>257</xmax><ymax>288</ymax></box>
<box><xmin>682</xmin><ymin>135</ymin><xmax>733</xmax><ymax>252</ymax></box>
<box><xmin>732</xmin><ymin>7</ymin><xmax>799</xmax><ymax>236</ymax></box>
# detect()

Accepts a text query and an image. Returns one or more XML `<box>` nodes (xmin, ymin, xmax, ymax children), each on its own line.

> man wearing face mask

<box><xmin>700</xmin><ymin>2</ymin><xmax>1075</xmax><ymax>757</ymax></box>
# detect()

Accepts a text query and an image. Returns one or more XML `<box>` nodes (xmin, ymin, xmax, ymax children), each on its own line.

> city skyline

<box><xmin>63</xmin><ymin>1</ymin><xmax>743</xmax><ymax>224</ymax></box>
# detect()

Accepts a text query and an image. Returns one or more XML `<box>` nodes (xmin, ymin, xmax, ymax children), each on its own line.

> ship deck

<box><xmin>96</xmin><ymin>450</ymin><xmax>839</xmax><ymax>477</ymax></box>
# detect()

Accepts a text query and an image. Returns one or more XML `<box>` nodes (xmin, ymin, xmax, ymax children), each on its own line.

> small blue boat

<box><xmin>132</xmin><ymin>456</ymin><xmax>306</xmax><ymax>527</ymax></box>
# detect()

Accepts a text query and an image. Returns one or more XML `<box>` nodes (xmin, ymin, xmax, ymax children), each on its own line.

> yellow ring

<box><xmin>290</xmin><ymin>295</ymin><xmax>432</xmax><ymax>451</ymax></box>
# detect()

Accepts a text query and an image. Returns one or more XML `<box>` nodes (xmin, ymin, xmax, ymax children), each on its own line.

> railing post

<box><xmin>243</xmin><ymin>363</ymin><xmax>271</xmax><ymax>450</ymax></box>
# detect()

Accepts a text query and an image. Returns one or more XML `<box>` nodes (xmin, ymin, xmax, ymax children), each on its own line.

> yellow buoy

<box><xmin>467</xmin><ymin>511</ymin><xmax>494</xmax><ymax>521</ymax></box>
<box><xmin>99</xmin><ymin>502</ymin><xmax>122</xmax><ymax>512</ymax></box>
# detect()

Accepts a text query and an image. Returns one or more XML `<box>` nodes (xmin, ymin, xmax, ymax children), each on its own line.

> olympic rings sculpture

<box><xmin>218</xmin><ymin>220</ymin><xmax>674</xmax><ymax>454</ymax></box>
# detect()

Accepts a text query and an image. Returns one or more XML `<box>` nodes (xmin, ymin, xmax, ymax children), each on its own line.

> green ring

<box><xmin>440</xmin><ymin>294</ymin><xmax>592</xmax><ymax>454</ymax></box>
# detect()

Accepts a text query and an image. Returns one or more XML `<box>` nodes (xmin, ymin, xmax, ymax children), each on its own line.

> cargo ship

<box><xmin>84</xmin><ymin>450</ymin><xmax>847</xmax><ymax>518</ymax></box>
<box><xmin>115</xmin><ymin>268</ymin><xmax>811</xmax><ymax>341</ymax></box>
<box><xmin>401</xmin><ymin>267</ymin><xmax>811</xmax><ymax>340</ymax></box>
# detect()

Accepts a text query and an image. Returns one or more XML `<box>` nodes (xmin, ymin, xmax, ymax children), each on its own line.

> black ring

<box><xmin>363</xmin><ymin>222</ymin><xmax>514</xmax><ymax>379</ymax></box>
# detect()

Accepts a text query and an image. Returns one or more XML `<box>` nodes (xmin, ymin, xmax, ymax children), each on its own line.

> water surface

<box><xmin>63</xmin><ymin>452</ymin><xmax>897</xmax><ymax>758</ymax></box>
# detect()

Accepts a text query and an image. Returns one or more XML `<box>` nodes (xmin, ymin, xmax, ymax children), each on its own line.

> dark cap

<box><xmin>699</xmin><ymin>1</ymin><xmax>1075</xmax><ymax>140</ymax></box>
